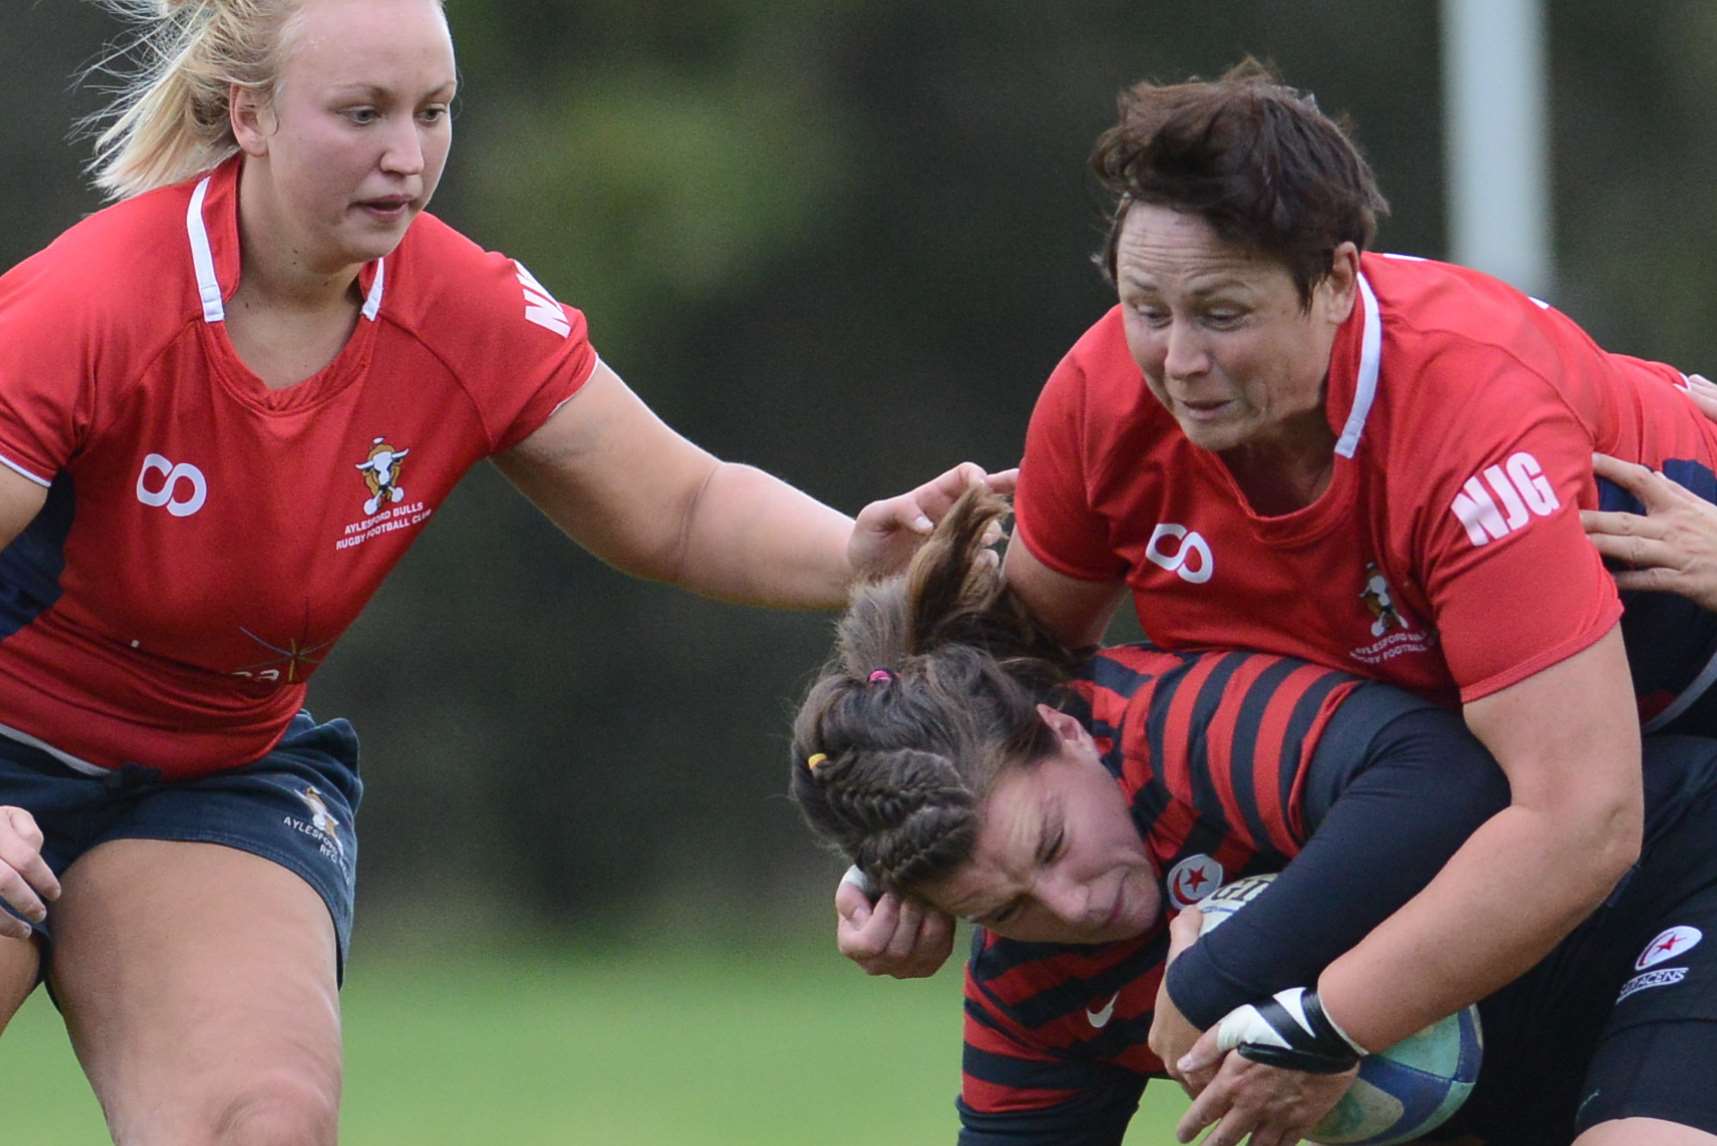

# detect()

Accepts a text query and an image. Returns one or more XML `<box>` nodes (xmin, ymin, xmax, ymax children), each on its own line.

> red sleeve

<box><xmin>1014</xmin><ymin>340</ymin><xmax>1131</xmax><ymax>583</ymax></box>
<box><xmin>463</xmin><ymin>256</ymin><xmax>596</xmax><ymax>454</ymax></box>
<box><xmin>1398</xmin><ymin>342</ymin><xmax>1620</xmax><ymax>701</ymax></box>
<box><xmin>0</xmin><ymin>246</ymin><xmax>102</xmax><ymax>482</ymax></box>
<box><xmin>401</xmin><ymin>222</ymin><xmax>599</xmax><ymax>456</ymax></box>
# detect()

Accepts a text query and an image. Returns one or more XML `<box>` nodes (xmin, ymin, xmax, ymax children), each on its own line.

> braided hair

<box><xmin>789</xmin><ymin>488</ymin><xmax>1075</xmax><ymax>895</ymax></box>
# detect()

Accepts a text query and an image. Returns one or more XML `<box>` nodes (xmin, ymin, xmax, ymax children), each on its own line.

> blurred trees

<box><xmin>1</xmin><ymin>2</ymin><xmax>1712</xmax><ymax>940</ymax></box>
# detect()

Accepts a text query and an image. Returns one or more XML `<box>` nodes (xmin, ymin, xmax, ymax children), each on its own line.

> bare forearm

<box><xmin>501</xmin><ymin>366</ymin><xmax>1010</xmax><ymax>607</ymax></box>
<box><xmin>675</xmin><ymin>462</ymin><xmax>854</xmax><ymax>607</ymax></box>
<box><xmin>1317</xmin><ymin>798</ymin><xmax>1636</xmax><ymax>1050</ymax></box>
<box><xmin>1316</xmin><ymin>631</ymin><xmax>1642</xmax><ymax>1051</ymax></box>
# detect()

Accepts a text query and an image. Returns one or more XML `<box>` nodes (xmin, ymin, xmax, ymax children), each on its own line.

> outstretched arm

<box><xmin>496</xmin><ymin>361</ymin><xmax>1010</xmax><ymax>608</ymax></box>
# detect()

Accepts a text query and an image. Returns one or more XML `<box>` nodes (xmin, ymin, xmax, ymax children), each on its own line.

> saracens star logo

<box><xmin>1166</xmin><ymin>854</ymin><xmax>1225</xmax><ymax>910</ymax></box>
<box><xmin>1636</xmin><ymin>925</ymin><xmax>1703</xmax><ymax>971</ymax></box>
<box><xmin>355</xmin><ymin>436</ymin><xmax>411</xmax><ymax>515</ymax></box>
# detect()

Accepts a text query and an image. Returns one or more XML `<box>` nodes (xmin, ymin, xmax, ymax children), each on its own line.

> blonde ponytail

<box><xmin>81</xmin><ymin>0</ymin><xmax>301</xmax><ymax>200</ymax></box>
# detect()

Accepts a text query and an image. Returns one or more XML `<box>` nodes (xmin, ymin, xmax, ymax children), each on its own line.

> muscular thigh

<box><xmin>51</xmin><ymin>838</ymin><xmax>341</xmax><ymax>1144</ymax></box>
<box><xmin>0</xmin><ymin>934</ymin><xmax>39</xmax><ymax>1033</ymax></box>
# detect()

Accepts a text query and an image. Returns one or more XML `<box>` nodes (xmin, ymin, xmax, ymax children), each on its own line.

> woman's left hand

<box><xmin>1173</xmin><ymin>1029</ymin><xmax>1357</xmax><ymax>1146</ymax></box>
<box><xmin>1149</xmin><ymin>906</ymin><xmax>1211</xmax><ymax>1095</ymax></box>
<box><xmin>1582</xmin><ymin>451</ymin><xmax>1717</xmax><ymax>611</ymax></box>
<box><xmin>847</xmin><ymin>463</ymin><xmax>1017</xmax><ymax>581</ymax></box>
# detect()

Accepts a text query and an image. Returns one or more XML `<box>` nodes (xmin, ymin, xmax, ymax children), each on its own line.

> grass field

<box><xmin>11</xmin><ymin>934</ymin><xmax>1192</xmax><ymax>1143</ymax></box>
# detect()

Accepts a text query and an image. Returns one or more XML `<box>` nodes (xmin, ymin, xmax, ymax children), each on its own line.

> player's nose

<box><xmin>1034</xmin><ymin>871</ymin><xmax>1091</xmax><ymax>927</ymax></box>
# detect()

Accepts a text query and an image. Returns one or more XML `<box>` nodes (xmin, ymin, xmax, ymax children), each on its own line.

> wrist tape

<box><xmin>1215</xmin><ymin>987</ymin><xmax>1365</xmax><ymax>1074</ymax></box>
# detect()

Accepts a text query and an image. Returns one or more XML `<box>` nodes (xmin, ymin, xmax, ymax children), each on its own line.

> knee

<box><xmin>201</xmin><ymin>1071</ymin><xmax>341</xmax><ymax>1146</ymax></box>
<box><xmin>105</xmin><ymin>1066</ymin><xmax>341</xmax><ymax>1146</ymax></box>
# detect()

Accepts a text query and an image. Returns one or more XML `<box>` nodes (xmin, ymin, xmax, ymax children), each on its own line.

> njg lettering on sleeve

<box><xmin>1449</xmin><ymin>452</ymin><xmax>1559</xmax><ymax>547</ymax></box>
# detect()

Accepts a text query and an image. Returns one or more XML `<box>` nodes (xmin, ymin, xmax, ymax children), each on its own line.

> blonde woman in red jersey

<box><xmin>0</xmin><ymin>2</ymin><xmax>1008</xmax><ymax>1140</ymax></box>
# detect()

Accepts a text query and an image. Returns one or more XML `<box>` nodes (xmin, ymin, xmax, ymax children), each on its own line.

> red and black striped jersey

<box><xmin>1079</xmin><ymin>645</ymin><xmax>1365</xmax><ymax>896</ymax></box>
<box><xmin>959</xmin><ymin>644</ymin><xmax>1366</xmax><ymax>1131</ymax></box>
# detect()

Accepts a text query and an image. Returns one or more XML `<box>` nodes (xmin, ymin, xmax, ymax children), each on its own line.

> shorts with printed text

<box><xmin>0</xmin><ymin>710</ymin><xmax>362</xmax><ymax>981</ymax></box>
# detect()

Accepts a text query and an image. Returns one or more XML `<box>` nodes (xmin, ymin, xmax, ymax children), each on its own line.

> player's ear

<box><xmin>1035</xmin><ymin>704</ymin><xmax>1089</xmax><ymax>747</ymax></box>
<box><xmin>1318</xmin><ymin>243</ymin><xmax>1360</xmax><ymax>324</ymax></box>
<box><xmin>230</xmin><ymin>83</ymin><xmax>275</xmax><ymax>156</ymax></box>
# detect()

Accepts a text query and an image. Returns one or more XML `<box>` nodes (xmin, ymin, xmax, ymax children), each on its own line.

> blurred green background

<box><xmin>14</xmin><ymin>938</ymin><xmax>1196</xmax><ymax>1142</ymax></box>
<box><xmin>4</xmin><ymin>1</ymin><xmax>1716</xmax><ymax>1140</ymax></box>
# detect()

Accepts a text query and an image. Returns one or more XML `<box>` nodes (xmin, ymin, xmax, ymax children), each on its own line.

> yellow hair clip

<box><xmin>806</xmin><ymin>753</ymin><xmax>829</xmax><ymax>771</ymax></box>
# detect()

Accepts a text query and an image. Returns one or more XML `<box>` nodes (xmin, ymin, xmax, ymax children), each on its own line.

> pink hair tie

<box><xmin>868</xmin><ymin>668</ymin><xmax>894</xmax><ymax>684</ymax></box>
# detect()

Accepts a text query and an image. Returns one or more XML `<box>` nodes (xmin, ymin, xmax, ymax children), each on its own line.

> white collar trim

<box><xmin>185</xmin><ymin>173</ymin><xmax>387</xmax><ymax>325</ymax></box>
<box><xmin>1334</xmin><ymin>272</ymin><xmax>1381</xmax><ymax>459</ymax></box>
<box><xmin>186</xmin><ymin>175</ymin><xmax>225</xmax><ymax>324</ymax></box>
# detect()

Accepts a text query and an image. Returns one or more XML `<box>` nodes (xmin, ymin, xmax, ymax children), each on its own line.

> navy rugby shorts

<box><xmin>0</xmin><ymin>711</ymin><xmax>362</xmax><ymax>980</ymax></box>
<box><xmin>1429</xmin><ymin>736</ymin><xmax>1717</xmax><ymax>1143</ymax></box>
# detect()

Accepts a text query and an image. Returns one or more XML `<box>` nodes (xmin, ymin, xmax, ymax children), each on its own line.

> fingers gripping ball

<box><xmin>840</xmin><ymin>863</ymin><xmax>880</xmax><ymax>904</ymax></box>
<box><xmin>1198</xmin><ymin>875</ymin><xmax>1484</xmax><ymax>1146</ymax></box>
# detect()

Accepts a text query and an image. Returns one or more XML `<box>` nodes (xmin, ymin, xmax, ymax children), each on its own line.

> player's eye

<box><xmin>1040</xmin><ymin>829</ymin><xmax>1065</xmax><ymax>864</ymax></box>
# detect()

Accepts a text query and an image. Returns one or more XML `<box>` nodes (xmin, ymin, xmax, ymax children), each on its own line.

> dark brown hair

<box><xmin>789</xmin><ymin>490</ymin><xmax>1074</xmax><ymax>895</ymax></box>
<box><xmin>1091</xmin><ymin>58</ymin><xmax>1390</xmax><ymax>306</ymax></box>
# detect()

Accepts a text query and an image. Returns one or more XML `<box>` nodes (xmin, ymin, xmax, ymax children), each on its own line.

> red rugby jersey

<box><xmin>959</xmin><ymin>645</ymin><xmax>1360</xmax><ymax>1121</ymax></box>
<box><xmin>0</xmin><ymin>157</ymin><xmax>596</xmax><ymax>775</ymax></box>
<box><xmin>1015</xmin><ymin>253</ymin><xmax>1716</xmax><ymax>712</ymax></box>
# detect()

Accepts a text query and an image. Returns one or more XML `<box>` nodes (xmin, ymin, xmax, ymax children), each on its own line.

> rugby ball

<box><xmin>1197</xmin><ymin>874</ymin><xmax>1483</xmax><ymax>1146</ymax></box>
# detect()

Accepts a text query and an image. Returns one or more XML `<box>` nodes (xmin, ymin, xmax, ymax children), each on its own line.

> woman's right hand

<box><xmin>0</xmin><ymin>806</ymin><xmax>57</xmax><ymax>940</ymax></box>
<box><xmin>834</xmin><ymin>874</ymin><xmax>955</xmax><ymax>978</ymax></box>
